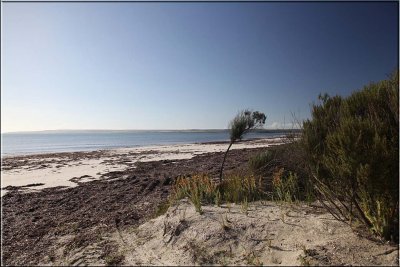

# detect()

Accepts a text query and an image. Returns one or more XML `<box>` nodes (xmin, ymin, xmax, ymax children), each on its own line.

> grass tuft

<box><xmin>170</xmin><ymin>173</ymin><xmax>267</xmax><ymax>214</ymax></box>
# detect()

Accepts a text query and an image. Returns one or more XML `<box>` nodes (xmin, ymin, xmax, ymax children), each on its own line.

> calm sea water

<box><xmin>1</xmin><ymin>130</ymin><xmax>289</xmax><ymax>156</ymax></box>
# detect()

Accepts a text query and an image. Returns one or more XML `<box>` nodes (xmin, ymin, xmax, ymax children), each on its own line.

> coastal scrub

<box><xmin>302</xmin><ymin>71</ymin><xmax>399</xmax><ymax>241</ymax></box>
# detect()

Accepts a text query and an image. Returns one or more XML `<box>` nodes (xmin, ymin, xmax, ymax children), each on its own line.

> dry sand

<box><xmin>110</xmin><ymin>199</ymin><xmax>398</xmax><ymax>266</ymax></box>
<box><xmin>1</xmin><ymin>138</ymin><xmax>284</xmax><ymax>196</ymax></box>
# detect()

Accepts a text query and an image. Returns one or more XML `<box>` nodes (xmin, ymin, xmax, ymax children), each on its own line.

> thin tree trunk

<box><xmin>219</xmin><ymin>142</ymin><xmax>233</xmax><ymax>184</ymax></box>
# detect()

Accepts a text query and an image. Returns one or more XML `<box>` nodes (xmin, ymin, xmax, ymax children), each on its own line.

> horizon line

<box><xmin>2</xmin><ymin>127</ymin><xmax>301</xmax><ymax>134</ymax></box>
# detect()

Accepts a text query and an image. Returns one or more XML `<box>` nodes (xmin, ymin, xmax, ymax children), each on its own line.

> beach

<box><xmin>1</xmin><ymin>137</ymin><xmax>398</xmax><ymax>266</ymax></box>
<box><xmin>1</xmin><ymin>138</ymin><xmax>283</xmax><ymax>265</ymax></box>
<box><xmin>3</xmin><ymin>2</ymin><xmax>398</xmax><ymax>265</ymax></box>
<box><xmin>1</xmin><ymin>138</ymin><xmax>284</xmax><ymax>196</ymax></box>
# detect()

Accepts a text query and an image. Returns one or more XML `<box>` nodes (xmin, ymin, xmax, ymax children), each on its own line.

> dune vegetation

<box><xmin>164</xmin><ymin>71</ymin><xmax>399</xmax><ymax>243</ymax></box>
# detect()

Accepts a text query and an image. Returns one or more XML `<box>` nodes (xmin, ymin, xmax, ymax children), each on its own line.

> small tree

<box><xmin>219</xmin><ymin>110</ymin><xmax>266</xmax><ymax>183</ymax></box>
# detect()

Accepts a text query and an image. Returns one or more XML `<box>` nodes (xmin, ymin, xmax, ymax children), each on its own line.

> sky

<box><xmin>1</xmin><ymin>2</ymin><xmax>398</xmax><ymax>132</ymax></box>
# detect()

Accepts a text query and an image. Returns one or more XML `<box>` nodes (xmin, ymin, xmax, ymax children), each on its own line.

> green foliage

<box><xmin>220</xmin><ymin>110</ymin><xmax>266</xmax><ymax>182</ymax></box>
<box><xmin>248</xmin><ymin>144</ymin><xmax>315</xmax><ymax>203</ymax></box>
<box><xmin>302</xmin><ymin>71</ymin><xmax>399</xmax><ymax>241</ymax></box>
<box><xmin>272</xmin><ymin>168</ymin><xmax>301</xmax><ymax>202</ymax></box>
<box><xmin>220</xmin><ymin>173</ymin><xmax>265</xmax><ymax>204</ymax></box>
<box><xmin>191</xmin><ymin>191</ymin><xmax>203</xmax><ymax>214</ymax></box>
<box><xmin>171</xmin><ymin>174</ymin><xmax>216</xmax><ymax>214</ymax></box>
<box><xmin>171</xmin><ymin>173</ymin><xmax>267</xmax><ymax>213</ymax></box>
<box><xmin>229</xmin><ymin>110</ymin><xmax>266</xmax><ymax>142</ymax></box>
<box><xmin>248</xmin><ymin>150</ymin><xmax>275</xmax><ymax>174</ymax></box>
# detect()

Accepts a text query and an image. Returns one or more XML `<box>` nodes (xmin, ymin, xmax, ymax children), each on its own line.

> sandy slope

<box><xmin>112</xmin><ymin>199</ymin><xmax>398</xmax><ymax>266</ymax></box>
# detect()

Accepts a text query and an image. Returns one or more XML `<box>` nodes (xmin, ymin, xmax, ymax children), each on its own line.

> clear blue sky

<box><xmin>2</xmin><ymin>2</ymin><xmax>398</xmax><ymax>132</ymax></box>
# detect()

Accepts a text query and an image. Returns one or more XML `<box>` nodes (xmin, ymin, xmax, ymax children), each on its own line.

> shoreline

<box><xmin>1</xmin><ymin>136</ymin><xmax>286</xmax><ymax>158</ymax></box>
<box><xmin>1</xmin><ymin>137</ymin><xmax>286</xmax><ymax>197</ymax></box>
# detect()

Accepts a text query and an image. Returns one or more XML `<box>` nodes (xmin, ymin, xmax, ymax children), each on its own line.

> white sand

<box><xmin>1</xmin><ymin>138</ymin><xmax>285</xmax><ymax>197</ymax></box>
<box><xmin>115</xmin><ymin>137</ymin><xmax>286</xmax><ymax>159</ymax></box>
<box><xmin>109</xmin><ymin>199</ymin><xmax>398</xmax><ymax>266</ymax></box>
<box><xmin>1</xmin><ymin>159</ymin><xmax>126</xmax><ymax>195</ymax></box>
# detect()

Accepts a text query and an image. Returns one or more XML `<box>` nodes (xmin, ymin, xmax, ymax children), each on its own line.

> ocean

<box><xmin>1</xmin><ymin>129</ymin><xmax>292</xmax><ymax>156</ymax></box>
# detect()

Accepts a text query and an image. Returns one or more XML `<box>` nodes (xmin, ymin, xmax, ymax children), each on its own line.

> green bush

<box><xmin>171</xmin><ymin>173</ymin><xmax>266</xmax><ymax>213</ymax></box>
<box><xmin>220</xmin><ymin>173</ymin><xmax>264</xmax><ymax>204</ymax></box>
<box><xmin>248</xmin><ymin>144</ymin><xmax>315</xmax><ymax>202</ymax></box>
<box><xmin>302</xmin><ymin>71</ymin><xmax>399</xmax><ymax>241</ymax></box>
<box><xmin>171</xmin><ymin>174</ymin><xmax>217</xmax><ymax>214</ymax></box>
<box><xmin>248</xmin><ymin>150</ymin><xmax>275</xmax><ymax>174</ymax></box>
<box><xmin>272</xmin><ymin>168</ymin><xmax>300</xmax><ymax>202</ymax></box>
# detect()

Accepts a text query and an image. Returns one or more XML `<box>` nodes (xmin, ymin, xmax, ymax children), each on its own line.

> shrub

<box><xmin>220</xmin><ymin>173</ymin><xmax>265</xmax><ymax>204</ymax></box>
<box><xmin>171</xmin><ymin>174</ymin><xmax>216</xmax><ymax>214</ymax></box>
<box><xmin>248</xmin><ymin>150</ymin><xmax>275</xmax><ymax>174</ymax></box>
<box><xmin>272</xmin><ymin>168</ymin><xmax>300</xmax><ymax>202</ymax></box>
<box><xmin>302</xmin><ymin>71</ymin><xmax>399</xmax><ymax>241</ymax></box>
<box><xmin>171</xmin><ymin>173</ymin><xmax>266</xmax><ymax>213</ymax></box>
<box><xmin>248</xmin><ymin>144</ymin><xmax>315</xmax><ymax>202</ymax></box>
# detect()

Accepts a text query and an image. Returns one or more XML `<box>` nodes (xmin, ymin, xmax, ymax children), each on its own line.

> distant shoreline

<box><xmin>2</xmin><ymin>137</ymin><xmax>288</xmax><ymax>158</ymax></box>
<box><xmin>2</xmin><ymin>128</ymin><xmax>301</xmax><ymax>134</ymax></box>
<box><xmin>1</xmin><ymin>137</ymin><xmax>286</xmax><ymax>197</ymax></box>
<box><xmin>1</xmin><ymin>136</ymin><xmax>286</xmax><ymax>159</ymax></box>
<box><xmin>2</xmin><ymin>130</ymin><xmax>298</xmax><ymax>157</ymax></box>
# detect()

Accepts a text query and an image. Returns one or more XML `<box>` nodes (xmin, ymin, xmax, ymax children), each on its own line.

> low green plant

<box><xmin>171</xmin><ymin>174</ymin><xmax>217</xmax><ymax>214</ymax></box>
<box><xmin>171</xmin><ymin>173</ymin><xmax>266</xmax><ymax>213</ymax></box>
<box><xmin>272</xmin><ymin>168</ymin><xmax>301</xmax><ymax>202</ymax></box>
<box><xmin>249</xmin><ymin>150</ymin><xmax>274</xmax><ymax>174</ymax></box>
<box><xmin>191</xmin><ymin>190</ymin><xmax>203</xmax><ymax>214</ymax></box>
<box><xmin>248</xmin><ymin>140</ymin><xmax>315</xmax><ymax>203</ymax></box>
<box><xmin>219</xmin><ymin>173</ymin><xmax>264</xmax><ymax>204</ymax></box>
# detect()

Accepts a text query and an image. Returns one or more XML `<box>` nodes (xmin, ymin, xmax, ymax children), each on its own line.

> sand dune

<box><xmin>112</xmin><ymin>199</ymin><xmax>398</xmax><ymax>266</ymax></box>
